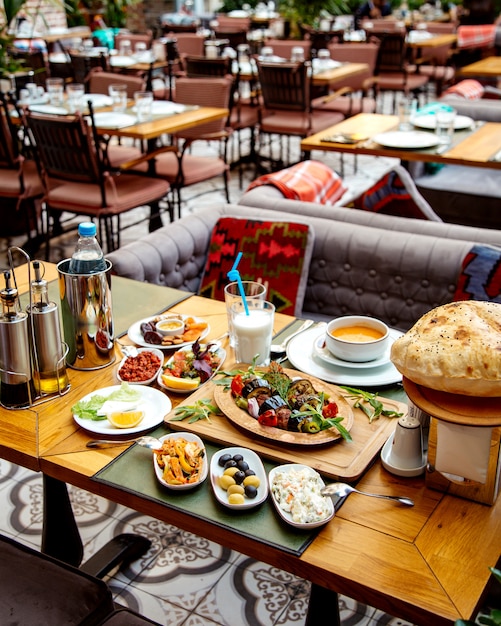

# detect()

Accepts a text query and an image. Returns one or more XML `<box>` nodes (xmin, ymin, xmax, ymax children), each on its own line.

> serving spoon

<box><xmin>86</xmin><ymin>436</ymin><xmax>163</xmax><ymax>450</ymax></box>
<box><xmin>321</xmin><ymin>482</ymin><xmax>414</xmax><ymax>506</ymax></box>
<box><xmin>270</xmin><ymin>319</ymin><xmax>315</xmax><ymax>355</ymax></box>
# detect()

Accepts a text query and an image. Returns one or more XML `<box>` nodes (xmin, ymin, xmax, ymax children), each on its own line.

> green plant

<box><xmin>455</xmin><ymin>568</ymin><xmax>501</xmax><ymax>626</ymax></box>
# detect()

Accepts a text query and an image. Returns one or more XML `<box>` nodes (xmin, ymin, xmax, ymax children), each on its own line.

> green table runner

<box><xmin>92</xmin><ymin>426</ymin><xmax>343</xmax><ymax>557</ymax></box>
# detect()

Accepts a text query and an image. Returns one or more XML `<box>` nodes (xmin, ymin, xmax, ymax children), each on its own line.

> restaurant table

<box><xmin>459</xmin><ymin>56</ymin><xmax>501</xmax><ymax>78</ymax></box>
<box><xmin>1</xmin><ymin>264</ymin><xmax>500</xmax><ymax>626</ymax></box>
<box><xmin>406</xmin><ymin>32</ymin><xmax>457</xmax><ymax>51</ymax></box>
<box><xmin>300</xmin><ymin>112</ymin><xmax>501</xmax><ymax>170</ymax></box>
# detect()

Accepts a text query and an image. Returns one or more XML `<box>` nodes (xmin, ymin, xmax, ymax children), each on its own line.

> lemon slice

<box><xmin>108</xmin><ymin>410</ymin><xmax>145</xmax><ymax>428</ymax></box>
<box><xmin>161</xmin><ymin>374</ymin><xmax>201</xmax><ymax>391</ymax></box>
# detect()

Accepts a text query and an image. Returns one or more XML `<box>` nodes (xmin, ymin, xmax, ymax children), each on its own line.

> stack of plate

<box><xmin>286</xmin><ymin>327</ymin><xmax>403</xmax><ymax>386</ymax></box>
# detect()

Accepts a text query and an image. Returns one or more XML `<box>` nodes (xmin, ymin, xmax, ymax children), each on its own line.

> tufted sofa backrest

<box><xmin>107</xmin><ymin>203</ymin><xmax>479</xmax><ymax>331</ymax></box>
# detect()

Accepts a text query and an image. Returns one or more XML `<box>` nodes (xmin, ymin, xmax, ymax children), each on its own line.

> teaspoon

<box><xmin>321</xmin><ymin>482</ymin><xmax>414</xmax><ymax>506</ymax></box>
<box><xmin>86</xmin><ymin>436</ymin><xmax>163</xmax><ymax>450</ymax></box>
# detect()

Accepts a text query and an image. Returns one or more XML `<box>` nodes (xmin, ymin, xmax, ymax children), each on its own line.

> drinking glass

<box><xmin>67</xmin><ymin>83</ymin><xmax>85</xmax><ymax>113</ymax></box>
<box><xmin>224</xmin><ymin>281</ymin><xmax>267</xmax><ymax>347</ymax></box>
<box><xmin>108</xmin><ymin>83</ymin><xmax>127</xmax><ymax>112</ymax></box>
<box><xmin>119</xmin><ymin>39</ymin><xmax>132</xmax><ymax>57</ymax></box>
<box><xmin>397</xmin><ymin>97</ymin><xmax>417</xmax><ymax>131</ymax></box>
<box><xmin>231</xmin><ymin>300</ymin><xmax>275</xmax><ymax>366</ymax></box>
<box><xmin>291</xmin><ymin>46</ymin><xmax>305</xmax><ymax>62</ymax></box>
<box><xmin>46</xmin><ymin>77</ymin><xmax>64</xmax><ymax>106</ymax></box>
<box><xmin>134</xmin><ymin>91</ymin><xmax>153</xmax><ymax>122</ymax></box>
<box><xmin>435</xmin><ymin>108</ymin><xmax>456</xmax><ymax>145</ymax></box>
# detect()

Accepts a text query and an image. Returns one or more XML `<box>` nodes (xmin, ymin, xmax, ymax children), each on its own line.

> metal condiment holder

<box><xmin>0</xmin><ymin>247</ymin><xmax>71</xmax><ymax>410</ymax></box>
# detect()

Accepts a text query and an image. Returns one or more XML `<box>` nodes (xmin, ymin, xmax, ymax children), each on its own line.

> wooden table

<box><xmin>459</xmin><ymin>56</ymin><xmax>501</xmax><ymax>78</ymax></box>
<box><xmin>1</xmin><ymin>266</ymin><xmax>500</xmax><ymax>626</ymax></box>
<box><xmin>301</xmin><ymin>112</ymin><xmax>501</xmax><ymax>170</ymax></box>
<box><xmin>407</xmin><ymin>32</ymin><xmax>457</xmax><ymax>50</ymax></box>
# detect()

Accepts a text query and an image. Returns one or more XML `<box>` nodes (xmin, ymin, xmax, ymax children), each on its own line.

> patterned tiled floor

<box><xmin>1</xmin><ymin>113</ymin><xmax>419</xmax><ymax>625</ymax></box>
<box><xmin>0</xmin><ymin>458</ymin><xmax>416</xmax><ymax>626</ymax></box>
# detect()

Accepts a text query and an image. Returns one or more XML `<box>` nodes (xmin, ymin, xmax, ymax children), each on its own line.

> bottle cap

<box><xmin>78</xmin><ymin>222</ymin><xmax>97</xmax><ymax>237</ymax></box>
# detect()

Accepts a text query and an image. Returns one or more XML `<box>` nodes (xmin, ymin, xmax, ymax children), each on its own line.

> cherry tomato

<box><xmin>322</xmin><ymin>402</ymin><xmax>339</xmax><ymax>419</ymax></box>
<box><xmin>231</xmin><ymin>374</ymin><xmax>245</xmax><ymax>397</ymax></box>
<box><xmin>258</xmin><ymin>410</ymin><xmax>278</xmax><ymax>427</ymax></box>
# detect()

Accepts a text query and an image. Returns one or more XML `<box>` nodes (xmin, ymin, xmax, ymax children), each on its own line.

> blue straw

<box><xmin>227</xmin><ymin>252</ymin><xmax>249</xmax><ymax>316</ymax></box>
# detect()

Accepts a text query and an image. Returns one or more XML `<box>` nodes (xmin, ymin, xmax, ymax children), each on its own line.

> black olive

<box><xmin>232</xmin><ymin>454</ymin><xmax>244</xmax><ymax>463</ymax></box>
<box><xmin>237</xmin><ymin>460</ymin><xmax>249</xmax><ymax>471</ymax></box>
<box><xmin>244</xmin><ymin>469</ymin><xmax>256</xmax><ymax>477</ymax></box>
<box><xmin>244</xmin><ymin>485</ymin><xmax>258</xmax><ymax>498</ymax></box>
<box><xmin>224</xmin><ymin>459</ymin><xmax>238</xmax><ymax>469</ymax></box>
<box><xmin>218</xmin><ymin>453</ymin><xmax>232</xmax><ymax>467</ymax></box>
<box><xmin>287</xmin><ymin>414</ymin><xmax>304</xmax><ymax>432</ymax></box>
<box><xmin>233</xmin><ymin>470</ymin><xmax>246</xmax><ymax>484</ymax></box>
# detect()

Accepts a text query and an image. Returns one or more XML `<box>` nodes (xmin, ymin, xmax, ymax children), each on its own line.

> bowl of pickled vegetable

<box><xmin>153</xmin><ymin>433</ymin><xmax>207</xmax><ymax>490</ymax></box>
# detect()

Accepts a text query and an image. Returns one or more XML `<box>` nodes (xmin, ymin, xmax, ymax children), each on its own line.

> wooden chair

<box><xmin>127</xmin><ymin>76</ymin><xmax>233</xmax><ymax>218</ymax></box>
<box><xmin>373</xmin><ymin>32</ymin><xmax>429</xmax><ymax>111</ymax></box>
<box><xmin>23</xmin><ymin>109</ymin><xmax>170</xmax><ymax>255</ymax></box>
<box><xmin>256</xmin><ymin>59</ymin><xmax>344</xmax><ymax>170</ymax></box>
<box><xmin>114</xmin><ymin>30</ymin><xmax>154</xmax><ymax>52</ymax></box>
<box><xmin>0</xmin><ymin>92</ymin><xmax>44</xmax><ymax>254</ymax></box>
<box><xmin>9</xmin><ymin>50</ymin><xmax>48</xmax><ymax>98</ymax></box>
<box><xmin>263</xmin><ymin>38</ymin><xmax>312</xmax><ymax>61</ymax></box>
<box><xmin>68</xmin><ymin>51</ymin><xmax>109</xmax><ymax>86</ymax></box>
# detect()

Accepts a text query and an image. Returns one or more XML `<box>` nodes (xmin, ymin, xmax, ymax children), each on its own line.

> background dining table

<box><xmin>1</xmin><ymin>262</ymin><xmax>500</xmax><ymax>626</ymax></box>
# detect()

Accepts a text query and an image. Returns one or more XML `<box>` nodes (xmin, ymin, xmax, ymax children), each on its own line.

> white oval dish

<box><xmin>268</xmin><ymin>463</ymin><xmax>334</xmax><ymax>529</ymax></box>
<box><xmin>153</xmin><ymin>432</ymin><xmax>208</xmax><ymax>490</ymax></box>
<box><xmin>158</xmin><ymin>344</ymin><xmax>226</xmax><ymax>394</ymax></box>
<box><xmin>116</xmin><ymin>347</ymin><xmax>164</xmax><ymax>385</ymax></box>
<box><xmin>210</xmin><ymin>446</ymin><xmax>268</xmax><ymax>510</ymax></box>
<box><xmin>128</xmin><ymin>314</ymin><xmax>210</xmax><ymax>350</ymax></box>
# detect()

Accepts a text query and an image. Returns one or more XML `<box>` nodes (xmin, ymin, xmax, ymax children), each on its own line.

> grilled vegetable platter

<box><xmin>213</xmin><ymin>362</ymin><xmax>355</xmax><ymax>446</ymax></box>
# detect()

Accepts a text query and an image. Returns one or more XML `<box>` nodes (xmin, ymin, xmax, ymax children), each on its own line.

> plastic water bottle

<box><xmin>68</xmin><ymin>222</ymin><xmax>107</xmax><ymax>274</ymax></box>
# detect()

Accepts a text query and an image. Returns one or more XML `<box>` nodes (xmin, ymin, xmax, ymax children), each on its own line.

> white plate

<box><xmin>116</xmin><ymin>347</ymin><xmax>164</xmax><ymax>385</ymax></box>
<box><xmin>128</xmin><ymin>314</ymin><xmax>210</xmax><ymax>350</ymax></box>
<box><xmin>154</xmin><ymin>432</ymin><xmax>208</xmax><ymax>490</ymax></box>
<box><xmin>110</xmin><ymin>55</ymin><xmax>137</xmax><ymax>68</ymax></box>
<box><xmin>19</xmin><ymin>94</ymin><xmax>50</xmax><ymax>106</ymax></box>
<box><xmin>312</xmin><ymin>58</ymin><xmax>342</xmax><ymax>73</ymax></box>
<box><xmin>286</xmin><ymin>327</ymin><xmax>403</xmax><ymax>387</ymax></box>
<box><xmin>131</xmin><ymin>101</ymin><xmax>186</xmax><ymax>116</ymax></box>
<box><xmin>412</xmin><ymin>114</ymin><xmax>474</xmax><ymax>131</ymax></box>
<box><xmin>372</xmin><ymin>130</ymin><xmax>441</xmax><ymax>149</ymax></box>
<box><xmin>158</xmin><ymin>344</ymin><xmax>226</xmax><ymax>394</ymax></box>
<box><xmin>268</xmin><ymin>463</ymin><xmax>334</xmax><ymax>529</ymax></box>
<box><xmin>210</xmin><ymin>447</ymin><xmax>268</xmax><ymax>510</ymax></box>
<box><xmin>73</xmin><ymin>384</ymin><xmax>171</xmax><ymax>435</ymax></box>
<box><xmin>28</xmin><ymin>104</ymin><xmax>68</xmax><ymax>115</ymax></box>
<box><xmin>84</xmin><ymin>94</ymin><xmax>113</xmax><ymax>108</ymax></box>
<box><xmin>92</xmin><ymin>112</ymin><xmax>136</xmax><ymax>128</ymax></box>
<box><xmin>380</xmin><ymin>431</ymin><xmax>426</xmax><ymax>477</ymax></box>
<box><xmin>313</xmin><ymin>328</ymin><xmax>401</xmax><ymax>369</ymax></box>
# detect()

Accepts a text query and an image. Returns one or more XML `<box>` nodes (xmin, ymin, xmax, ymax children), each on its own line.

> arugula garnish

<box><xmin>170</xmin><ymin>398</ymin><xmax>221</xmax><ymax>424</ymax></box>
<box><xmin>293</xmin><ymin>392</ymin><xmax>352</xmax><ymax>442</ymax></box>
<box><xmin>340</xmin><ymin>386</ymin><xmax>403</xmax><ymax>423</ymax></box>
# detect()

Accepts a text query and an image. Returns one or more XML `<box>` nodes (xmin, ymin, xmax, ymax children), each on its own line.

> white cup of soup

<box><xmin>155</xmin><ymin>318</ymin><xmax>185</xmax><ymax>336</ymax></box>
<box><xmin>325</xmin><ymin>315</ymin><xmax>390</xmax><ymax>362</ymax></box>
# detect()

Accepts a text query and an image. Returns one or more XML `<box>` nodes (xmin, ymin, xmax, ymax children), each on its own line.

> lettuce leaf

<box><xmin>72</xmin><ymin>382</ymin><xmax>142</xmax><ymax>420</ymax></box>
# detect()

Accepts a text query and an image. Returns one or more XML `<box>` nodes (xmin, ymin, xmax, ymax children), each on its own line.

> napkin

<box><xmin>435</xmin><ymin>421</ymin><xmax>492</xmax><ymax>483</ymax></box>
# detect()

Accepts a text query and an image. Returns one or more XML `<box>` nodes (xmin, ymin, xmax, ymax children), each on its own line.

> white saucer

<box><xmin>380</xmin><ymin>431</ymin><xmax>427</xmax><ymax>477</ymax></box>
<box><xmin>312</xmin><ymin>328</ymin><xmax>401</xmax><ymax>369</ymax></box>
<box><xmin>286</xmin><ymin>328</ymin><xmax>403</xmax><ymax>387</ymax></box>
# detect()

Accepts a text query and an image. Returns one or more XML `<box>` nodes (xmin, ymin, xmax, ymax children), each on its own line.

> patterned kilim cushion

<box><xmin>352</xmin><ymin>169</ymin><xmax>437</xmax><ymax>220</ymax></box>
<box><xmin>453</xmin><ymin>244</ymin><xmax>501</xmax><ymax>303</ymax></box>
<box><xmin>198</xmin><ymin>217</ymin><xmax>315</xmax><ymax>316</ymax></box>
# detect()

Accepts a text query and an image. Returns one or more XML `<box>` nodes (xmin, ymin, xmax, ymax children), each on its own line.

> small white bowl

<box><xmin>116</xmin><ymin>347</ymin><xmax>164</xmax><ymax>385</ymax></box>
<box><xmin>155</xmin><ymin>317</ymin><xmax>185</xmax><ymax>336</ymax></box>
<box><xmin>153</xmin><ymin>432</ymin><xmax>208</xmax><ymax>490</ymax></box>
<box><xmin>325</xmin><ymin>315</ymin><xmax>389</xmax><ymax>363</ymax></box>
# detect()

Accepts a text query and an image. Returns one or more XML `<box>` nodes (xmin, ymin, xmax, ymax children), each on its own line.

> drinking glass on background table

<box><xmin>231</xmin><ymin>300</ymin><xmax>275</xmax><ymax>366</ymax></box>
<box><xmin>435</xmin><ymin>107</ymin><xmax>456</xmax><ymax>145</ymax></box>
<box><xmin>46</xmin><ymin>77</ymin><xmax>64</xmax><ymax>106</ymax></box>
<box><xmin>397</xmin><ymin>97</ymin><xmax>417</xmax><ymax>131</ymax></box>
<box><xmin>67</xmin><ymin>83</ymin><xmax>85</xmax><ymax>113</ymax></box>
<box><xmin>119</xmin><ymin>39</ymin><xmax>132</xmax><ymax>57</ymax></box>
<box><xmin>109</xmin><ymin>83</ymin><xmax>128</xmax><ymax>112</ymax></box>
<box><xmin>224</xmin><ymin>280</ymin><xmax>267</xmax><ymax>347</ymax></box>
<box><xmin>134</xmin><ymin>91</ymin><xmax>153</xmax><ymax>122</ymax></box>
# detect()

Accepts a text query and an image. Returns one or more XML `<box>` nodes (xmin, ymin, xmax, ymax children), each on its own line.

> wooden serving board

<box><xmin>164</xmin><ymin>377</ymin><xmax>408</xmax><ymax>482</ymax></box>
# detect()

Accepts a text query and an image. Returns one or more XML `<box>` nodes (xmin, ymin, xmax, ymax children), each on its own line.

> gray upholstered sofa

<box><xmin>107</xmin><ymin>201</ymin><xmax>501</xmax><ymax>332</ymax></box>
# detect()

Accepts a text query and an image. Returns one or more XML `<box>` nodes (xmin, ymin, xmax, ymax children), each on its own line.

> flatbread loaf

<box><xmin>390</xmin><ymin>301</ymin><xmax>501</xmax><ymax>397</ymax></box>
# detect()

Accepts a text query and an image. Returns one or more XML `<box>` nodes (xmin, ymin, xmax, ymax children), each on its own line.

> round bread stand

<box><xmin>403</xmin><ymin>377</ymin><xmax>501</xmax><ymax>505</ymax></box>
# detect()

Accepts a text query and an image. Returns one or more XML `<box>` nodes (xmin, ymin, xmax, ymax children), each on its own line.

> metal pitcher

<box><xmin>57</xmin><ymin>259</ymin><xmax>115</xmax><ymax>370</ymax></box>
